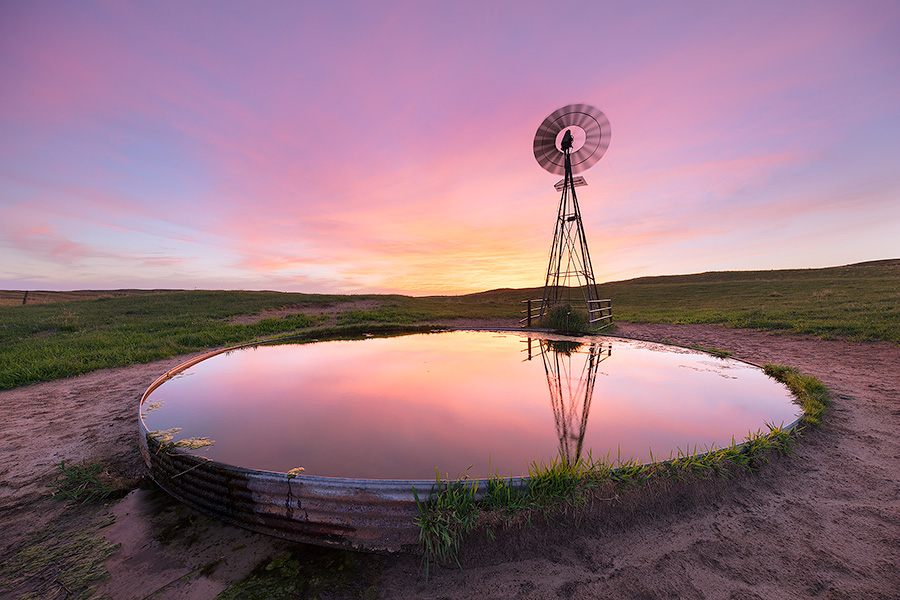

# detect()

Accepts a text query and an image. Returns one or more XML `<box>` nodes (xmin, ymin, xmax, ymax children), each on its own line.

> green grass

<box><xmin>763</xmin><ymin>363</ymin><xmax>832</xmax><ymax>428</ymax></box>
<box><xmin>0</xmin><ymin>290</ymin><xmax>522</xmax><ymax>390</ymax></box>
<box><xmin>47</xmin><ymin>460</ymin><xmax>120</xmax><ymax>505</ymax></box>
<box><xmin>1</xmin><ymin>259</ymin><xmax>896</xmax><ymax>390</ymax></box>
<box><xmin>539</xmin><ymin>303</ymin><xmax>590</xmax><ymax>333</ymax></box>
<box><xmin>602</xmin><ymin>259</ymin><xmax>900</xmax><ymax>342</ymax></box>
<box><xmin>413</xmin><ymin>470</ymin><xmax>480</xmax><ymax>578</ymax></box>
<box><xmin>0</xmin><ymin>290</ymin><xmax>333</xmax><ymax>389</ymax></box>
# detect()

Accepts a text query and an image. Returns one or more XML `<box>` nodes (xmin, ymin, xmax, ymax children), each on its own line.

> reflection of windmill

<box><xmin>526</xmin><ymin>338</ymin><xmax>611</xmax><ymax>465</ymax></box>
<box><xmin>530</xmin><ymin>104</ymin><xmax>613</xmax><ymax>329</ymax></box>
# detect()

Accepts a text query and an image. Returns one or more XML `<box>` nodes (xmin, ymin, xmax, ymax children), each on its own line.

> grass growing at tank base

<box><xmin>415</xmin><ymin>364</ymin><xmax>829</xmax><ymax>575</ymax></box>
<box><xmin>763</xmin><ymin>363</ymin><xmax>831</xmax><ymax>428</ymax></box>
<box><xmin>539</xmin><ymin>303</ymin><xmax>590</xmax><ymax>333</ymax></box>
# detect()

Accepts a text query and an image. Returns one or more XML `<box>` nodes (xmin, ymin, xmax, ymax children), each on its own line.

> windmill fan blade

<box><xmin>533</xmin><ymin>120</ymin><xmax>567</xmax><ymax>175</ymax></box>
<box><xmin>546</xmin><ymin>105</ymin><xmax>573</xmax><ymax>123</ymax></box>
<box><xmin>533</xmin><ymin>103</ymin><xmax>611</xmax><ymax>175</ymax></box>
<box><xmin>569</xmin><ymin>111</ymin><xmax>593</xmax><ymax>129</ymax></box>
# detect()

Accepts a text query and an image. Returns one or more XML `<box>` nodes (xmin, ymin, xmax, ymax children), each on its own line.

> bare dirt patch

<box><xmin>228</xmin><ymin>299</ymin><xmax>383</xmax><ymax>325</ymax></box>
<box><xmin>1</xmin><ymin>322</ymin><xmax>898</xmax><ymax>599</ymax></box>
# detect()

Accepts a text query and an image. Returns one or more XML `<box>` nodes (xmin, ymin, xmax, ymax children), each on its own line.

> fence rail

<box><xmin>520</xmin><ymin>298</ymin><xmax>544</xmax><ymax>327</ymax></box>
<box><xmin>586</xmin><ymin>298</ymin><xmax>613</xmax><ymax>329</ymax></box>
<box><xmin>520</xmin><ymin>298</ymin><xmax>613</xmax><ymax>329</ymax></box>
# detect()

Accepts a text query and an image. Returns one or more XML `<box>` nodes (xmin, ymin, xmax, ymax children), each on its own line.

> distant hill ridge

<box><xmin>1</xmin><ymin>259</ymin><xmax>897</xmax><ymax>304</ymax></box>
<box><xmin>611</xmin><ymin>258</ymin><xmax>900</xmax><ymax>287</ymax></box>
<box><xmin>467</xmin><ymin>258</ymin><xmax>900</xmax><ymax>298</ymax></box>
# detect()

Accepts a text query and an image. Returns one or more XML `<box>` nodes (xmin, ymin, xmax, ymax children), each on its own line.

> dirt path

<box><xmin>1</xmin><ymin>323</ymin><xmax>898</xmax><ymax>599</ymax></box>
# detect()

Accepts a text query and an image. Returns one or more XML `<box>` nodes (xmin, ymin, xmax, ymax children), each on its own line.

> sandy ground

<box><xmin>1</xmin><ymin>321</ymin><xmax>898</xmax><ymax>599</ymax></box>
<box><xmin>227</xmin><ymin>299</ymin><xmax>383</xmax><ymax>325</ymax></box>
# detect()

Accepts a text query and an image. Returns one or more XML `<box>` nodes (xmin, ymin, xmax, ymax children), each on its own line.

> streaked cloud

<box><xmin>1</xmin><ymin>1</ymin><xmax>898</xmax><ymax>293</ymax></box>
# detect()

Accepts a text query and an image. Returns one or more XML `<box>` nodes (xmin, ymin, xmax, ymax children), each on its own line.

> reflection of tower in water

<box><xmin>526</xmin><ymin>338</ymin><xmax>612</xmax><ymax>466</ymax></box>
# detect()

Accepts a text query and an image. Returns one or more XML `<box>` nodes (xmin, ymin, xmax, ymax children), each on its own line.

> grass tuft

<box><xmin>47</xmin><ymin>460</ymin><xmax>119</xmax><ymax>505</ymax></box>
<box><xmin>413</xmin><ymin>469</ymin><xmax>479</xmax><ymax>579</ymax></box>
<box><xmin>539</xmin><ymin>303</ymin><xmax>590</xmax><ymax>333</ymax></box>
<box><xmin>763</xmin><ymin>364</ymin><xmax>831</xmax><ymax>428</ymax></box>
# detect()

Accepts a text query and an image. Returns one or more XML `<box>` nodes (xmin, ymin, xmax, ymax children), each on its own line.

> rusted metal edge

<box><xmin>137</xmin><ymin>334</ymin><xmax>534</xmax><ymax>553</ymax></box>
<box><xmin>139</xmin><ymin>426</ymin><xmax>529</xmax><ymax>553</ymax></box>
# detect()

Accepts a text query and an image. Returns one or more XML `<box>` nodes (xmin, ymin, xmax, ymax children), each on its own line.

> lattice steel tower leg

<box><xmin>539</xmin><ymin>338</ymin><xmax>607</xmax><ymax>466</ymax></box>
<box><xmin>538</xmin><ymin>134</ymin><xmax>601</xmax><ymax>324</ymax></box>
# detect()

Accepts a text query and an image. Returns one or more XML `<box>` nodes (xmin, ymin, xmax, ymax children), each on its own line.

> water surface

<box><xmin>141</xmin><ymin>331</ymin><xmax>798</xmax><ymax>479</ymax></box>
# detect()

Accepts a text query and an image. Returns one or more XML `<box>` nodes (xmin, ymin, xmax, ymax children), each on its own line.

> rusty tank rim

<box><xmin>138</xmin><ymin>331</ymin><xmax>530</xmax><ymax>553</ymax></box>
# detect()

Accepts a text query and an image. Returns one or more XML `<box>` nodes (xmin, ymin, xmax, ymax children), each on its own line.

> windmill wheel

<box><xmin>533</xmin><ymin>104</ymin><xmax>611</xmax><ymax>175</ymax></box>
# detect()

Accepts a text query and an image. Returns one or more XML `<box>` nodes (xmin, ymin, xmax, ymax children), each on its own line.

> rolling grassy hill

<box><xmin>1</xmin><ymin>259</ymin><xmax>897</xmax><ymax>389</ymax></box>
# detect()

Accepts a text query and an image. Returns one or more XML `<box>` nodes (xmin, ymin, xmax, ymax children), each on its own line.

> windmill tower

<box><xmin>531</xmin><ymin>104</ymin><xmax>613</xmax><ymax>330</ymax></box>
<box><xmin>524</xmin><ymin>336</ymin><xmax>612</xmax><ymax>467</ymax></box>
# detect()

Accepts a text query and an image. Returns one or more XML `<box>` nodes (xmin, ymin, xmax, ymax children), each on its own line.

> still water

<box><xmin>141</xmin><ymin>331</ymin><xmax>799</xmax><ymax>480</ymax></box>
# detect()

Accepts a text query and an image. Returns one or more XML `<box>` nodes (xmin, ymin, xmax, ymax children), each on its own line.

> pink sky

<box><xmin>2</xmin><ymin>1</ymin><xmax>898</xmax><ymax>294</ymax></box>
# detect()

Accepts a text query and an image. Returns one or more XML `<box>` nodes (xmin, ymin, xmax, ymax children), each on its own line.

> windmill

<box><xmin>531</xmin><ymin>104</ymin><xmax>613</xmax><ymax>330</ymax></box>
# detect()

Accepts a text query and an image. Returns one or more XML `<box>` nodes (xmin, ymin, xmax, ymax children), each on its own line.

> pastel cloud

<box><xmin>1</xmin><ymin>1</ymin><xmax>898</xmax><ymax>293</ymax></box>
